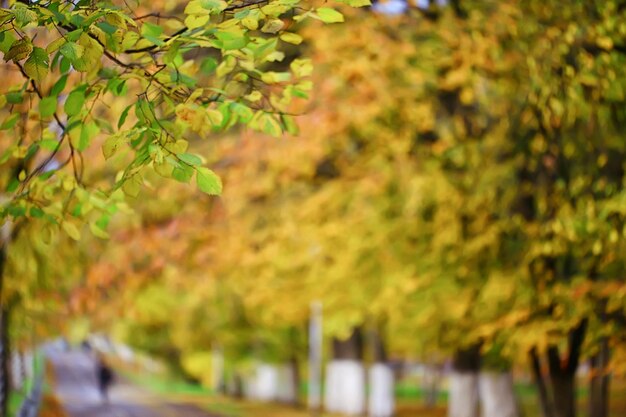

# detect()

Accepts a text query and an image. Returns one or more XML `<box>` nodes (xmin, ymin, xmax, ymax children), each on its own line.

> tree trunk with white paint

<box><xmin>448</xmin><ymin>372</ymin><xmax>479</xmax><ymax>417</ymax></box>
<box><xmin>448</xmin><ymin>347</ymin><xmax>481</xmax><ymax>417</ymax></box>
<box><xmin>325</xmin><ymin>360</ymin><xmax>366</xmax><ymax>415</ymax></box>
<box><xmin>276</xmin><ymin>362</ymin><xmax>298</xmax><ymax>404</ymax></box>
<box><xmin>324</xmin><ymin>328</ymin><xmax>366</xmax><ymax>415</ymax></box>
<box><xmin>368</xmin><ymin>329</ymin><xmax>394</xmax><ymax>417</ymax></box>
<box><xmin>369</xmin><ymin>363</ymin><xmax>394</xmax><ymax>417</ymax></box>
<box><xmin>478</xmin><ymin>371</ymin><xmax>519</xmax><ymax>417</ymax></box>
<box><xmin>254</xmin><ymin>363</ymin><xmax>280</xmax><ymax>401</ymax></box>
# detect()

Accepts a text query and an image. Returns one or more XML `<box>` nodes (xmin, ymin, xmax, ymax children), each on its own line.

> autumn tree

<box><xmin>0</xmin><ymin>0</ymin><xmax>363</xmax><ymax>413</ymax></box>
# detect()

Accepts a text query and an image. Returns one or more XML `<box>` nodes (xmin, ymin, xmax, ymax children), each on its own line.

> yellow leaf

<box><xmin>62</xmin><ymin>221</ymin><xmax>81</xmax><ymax>241</ymax></box>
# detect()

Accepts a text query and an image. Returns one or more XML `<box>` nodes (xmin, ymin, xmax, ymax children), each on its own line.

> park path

<box><xmin>48</xmin><ymin>350</ymin><xmax>220</xmax><ymax>417</ymax></box>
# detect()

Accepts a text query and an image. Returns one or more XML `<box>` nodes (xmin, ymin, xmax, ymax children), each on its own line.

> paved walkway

<box><xmin>49</xmin><ymin>350</ymin><xmax>219</xmax><ymax>417</ymax></box>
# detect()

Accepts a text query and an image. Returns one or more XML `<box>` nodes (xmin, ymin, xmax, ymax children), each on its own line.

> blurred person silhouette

<box><xmin>95</xmin><ymin>355</ymin><xmax>114</xmax><ymax>403</ymax></box>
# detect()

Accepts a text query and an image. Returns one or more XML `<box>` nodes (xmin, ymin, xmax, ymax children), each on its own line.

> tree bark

<box><xmin>448</xmin><ymin>346</ymin><xmax>481</xmax><ymax>417</ymax></box>
<box><xmin>289</xmin><ymin>355</ymin><xmax>300</xmax><ymax>406</ymax></box>
<box><xmin>545</xmin><ymin>320</ymin><xmax>587</xmax><ymax>417</ymax></box>
<box><xmin>478</xmin><ymin>371</ymin><xmax>519</xmax><ymax>417</ymax></box>
<box><xmin>332</xmin><ymin>328</ymin><xmax>364</xmax><ymax>360</ymax></box>
<box><xmin>551</xmin><ymin>374</ymin><xmax>575</xmax><ymax>417</ymax></box>
<box><xmin>589</xmin><ymin>338</ymin><xmax>610</xmax><ymax>417</ymax></box>
<box><xmin>286</xmin><ymin>326</ymin><xmax>300</xmax><ymax>407</ymax></box>
<box><xmin>529</xmin><ymin>348</ymin><xmax>554</xmax><ymax>417</ymax></box>
<box><xmin>368</xmin><ymin>329</ymin><xmax>394</xmax><ymax>417</ymax></box>
<box><xmin>324</xmin><ymin>327</ymin><xmax>366</xmax><ymax>415</ymax></box>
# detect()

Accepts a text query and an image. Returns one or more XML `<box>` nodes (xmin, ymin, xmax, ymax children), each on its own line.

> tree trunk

<box><xmin>368</xmin><ymin>329</ymin><xmax>394</xmax><ymax>417</ymax></box>
<box><xmin>288</xmin><ymin>355</ymin><xmax>300</xmax><ymax>406</ymax></box>
<box><xmin>332</xmin><ymin>328</ymin><xmax>364</xmax><ymax>360</ymax></box>
<box><xmin>448</xmin><ymin>372</ymin><xmax>479</xmax><ymax>417</ymax></box>
<box><xmin>253</xmin><ymin>363</ymin><xmax>279</xmax><ymax>401</ymax></box>
<box><xmin>589</xmin><ymin>338</ymin><xmax>610</xmax><ymax>417</ymax></box>
<box><xmin>551</xmin><ymin>374</ymin><xmax>575</xmax><ymax>417</ymax></box>
<box><xmin>448</xmin><ymin>346</ymin><xmax>480</xmax><ymax>417</ymax></box>
<box><xmin>478</xmin><ymin>371</ymin><xmax>519</xmax><ymax>417</ymax></box>
<box><xmin>227</xmin><ymin>372</ymin><xmax>244</xmax><ymax>399</ymax></box>
<box><xmin>324</xmin><ymin>327</ymin><xmax>366</xmax><ymax>415</ymax></box>
<box><xmin>529</xmin><ymin>348</ymin><xmax>554</xmax><ymax>417</ymax></box>
<box><xmin>369</xmin><ymin>364</ymin><xmax>394</xmax><ymax>417</ymax></box>
<box><xmin>546</xmin><ymin>320</ymin><xmax>587</xmax><ymax>417</ymax></box>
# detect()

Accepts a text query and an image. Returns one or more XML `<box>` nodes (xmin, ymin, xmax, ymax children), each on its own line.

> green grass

<box><xmin>8</xmin><ymin>389</ymin><xmax>27</xmax><ymax>417</ymax></box>
<box><xmin>121</xmin><ymin>369</ymin><xmax>213</xmax><ymax>396</ymax></box>
<box><xmin>118</xmin><ymin>363</ymin><xmax>626</xmax><ymax>417</ymax></box>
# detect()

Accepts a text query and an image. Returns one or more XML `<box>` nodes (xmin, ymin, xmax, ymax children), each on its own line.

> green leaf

<box><xmin>262</xmin><ymin>113</ymin><xmax>282</xmax><ymax>137</ymax></box>
<box><xmin>24</xmin><ymin>47</ymin><xmax>49</xmax><ymax>84</ymax></box>
<box><xmin>281</xmin><ymin>114</ymin><xmax>298</xmax><ymax>135</ymax></box>
<box><xmin>89</xmin><ymin>221</ymin><xmax>110</xmax><ymax>239</ymax></box>
<box><xmin>64</xmin><ymin>88</ymin><xmax>86</xmax><ymax>117</ymax></box>
<box><xmin>39</xmin><ymin>139</ymin><xmax>60</xmax><ymax>151</ymax></box>
<box><xmin>230</xmin><ymin>102</ymin><xmax>254</xmax><ymax>123</ymax></box>
<box><xmin>50</xmin><ymin>74</ymin><xmax>69</xmax><ymax>96</ymax></box>
<box><xmin>316</xmin><ymin>7</ymin><xmax>344</xmax><ymax>23</ymax></box>
<box><xmin>59</xmin><ymin>42</ymin><xmax>85</xmax><ymax>61</ymax></box>
<box><xmin>79</xmin><ymin>122</ymin><xmax>99</xmax><ymax>151</ymax></box>
<box><xmin>6</xmin><ymin>92</ymin><xmax>23</xmax><ymax>104</ymax></box>
<box><xmin>178</xmin><ymin>153</ymin><xmax>203</xmax><ymax>166</ymax></box>
<box><xmin>4</xmin><ymin>38</ymin><xmax>33</xmax><ymax>62</ymax></box>
<box><xmin>118</xmin><ymin>104</ymin><xmax>132</xmax><ymax>129</ymax></box>
<box><xmin>29</xmin><ymin>207</ymin><xmax>44</xmax><ymax>218</ymax></box>
<box><xmin>0</xmin><ymin>31</ymin><xmax>16</xmax><ymax>54</ymax></box>
<box><xmin>13</xmin><ymin>5</ymin><xmax>37</xmax><ymax>27</ymax></box>
<box><xmin>141</xmin><ymin>22</ymin><xmax>164</xmax><ymax>45</ymax></box>
<box><xmin>214</xmin><ymin>31</ymin><xmax>248</xmax><ymax>50</ymax></box>
<box><xmin>201</xmin><ymin>0</ymin><xmax>227</xmax><ymax>12</ymax></box>
<box><xmin>96</xmin><ymin>21</ymin><xmax>118</xmax><ymax>35</ymax></box>
<box><xmin>0</xmin><ymin>113</ymin><xmax>19</xmax><ymax>130</ymax></box>
<box><xmin>200</xmin><ymin>57</ymin><xmax>218</xmax><ymax>74</ymax></box>
<box><xmin>39</xmin><ymin>96</ymin><xmax>57</xmax><ymax>117</ymax></box>
<box><xmin>196</xmin><ymin>167</ymin><xmax>222</xmax><ymax>195</ymax></box>
<box><xmin>172</xmin><ymin>164</ymin><xmax>194</xmax><ymax>183</ymax></box>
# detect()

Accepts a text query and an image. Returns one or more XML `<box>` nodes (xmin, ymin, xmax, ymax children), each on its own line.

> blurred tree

<box><xmin>45</xmin><ymin>2</ymin><xmax>626</xmax><ymax>417</ymax></box>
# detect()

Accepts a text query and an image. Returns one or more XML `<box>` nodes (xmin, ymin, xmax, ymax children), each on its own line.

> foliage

<box><xmin>0</xmin><ymin>0</ymin><xmax>372</xmax><ymax>361</ymax></box>
<box><xmin>15</xmin><ymin>3</ymin><xmax>626</xmax><ymax>416</ymax></box>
